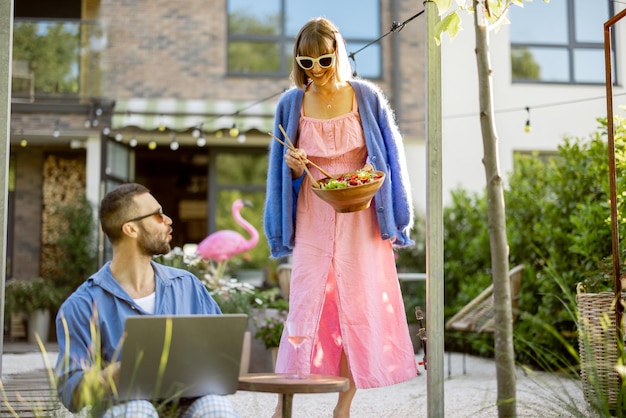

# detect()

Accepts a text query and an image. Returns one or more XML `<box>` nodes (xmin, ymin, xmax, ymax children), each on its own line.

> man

<box><xmin>55</xmin><ymin>183</ymin><xmax>239</xmax><ymax>417</ymax></box>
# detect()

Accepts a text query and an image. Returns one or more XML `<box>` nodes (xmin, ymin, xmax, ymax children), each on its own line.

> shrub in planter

<box><xmin>5</xmin><ymin>277</ymin><xmax>65</xmax><ymax>315</ymax></box>
<box><xmin>6</xmin><ymin>277</ymin><xmax>66</xmax><ymax>343</ymax></box>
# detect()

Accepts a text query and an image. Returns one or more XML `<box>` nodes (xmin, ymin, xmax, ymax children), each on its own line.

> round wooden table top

<box><xmin>238</xmin><ymin>373</ymin><xmax>350</xmax><ymax>395</ymax></box>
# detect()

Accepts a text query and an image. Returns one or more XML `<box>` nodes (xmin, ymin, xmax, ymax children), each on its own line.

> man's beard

<box><xmin>137</xmin><ymin>225</ymin><xmax>171</xmax><ymax>256</ymax></box>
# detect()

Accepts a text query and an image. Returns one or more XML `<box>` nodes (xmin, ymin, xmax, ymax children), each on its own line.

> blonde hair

<box><xmin>290</xmin><ymin>17</ymin><xmax>353</xmax><ymax>89</ymax></box>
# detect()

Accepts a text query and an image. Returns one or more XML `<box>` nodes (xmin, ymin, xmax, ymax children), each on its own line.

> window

<box><xmin>509</xmin><ymin>0</ymin><xmax>613</xmax><ymax>84</ymax></box>
<box><xmin>227</xmin><ymin>0</ymin><xmax>381</xmax><ymax>78</ymax></box>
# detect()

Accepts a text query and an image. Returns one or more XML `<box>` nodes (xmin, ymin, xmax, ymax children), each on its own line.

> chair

<box><xmin>445</xmin><ymin>264</ymin><xmax>525</xmax><ymax>377</ymax></box>
<box><xmin>276</xmin><ymin>263</ymin><xmax>292</xmax><ymax>302</ymax></box>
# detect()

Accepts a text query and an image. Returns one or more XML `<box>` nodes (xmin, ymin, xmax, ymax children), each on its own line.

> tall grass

<box><xmin>514</xmin><ymin>263</ymin><xmax>626</xmax><ymax>417</ymax></box>
<box><xmin>1</xmin><ymin>313</ymin><xmax>193</xmax><ymax>417</ymax></box>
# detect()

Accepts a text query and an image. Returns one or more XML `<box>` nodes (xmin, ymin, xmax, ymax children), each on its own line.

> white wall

<box><xmin>407</xmin><ymin>4</ymin><xmax>626</xmax><ymax>214</ymax></box>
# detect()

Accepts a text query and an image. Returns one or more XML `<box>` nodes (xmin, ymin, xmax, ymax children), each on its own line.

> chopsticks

<box><xmin>268</xmin><ymin>125</ymin><xmax>336</xmax><ymax>183</ymax></box>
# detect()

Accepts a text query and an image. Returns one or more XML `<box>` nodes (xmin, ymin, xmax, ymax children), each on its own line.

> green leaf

<box><xmin>434</xmin><ymin>12</ymin><xmax>462</xmax><ymax>45</ymax></box>
<box><xmin>432</xmin><ymin>0</ymin><xmax>453</xmax><ymax>15</ymax></box>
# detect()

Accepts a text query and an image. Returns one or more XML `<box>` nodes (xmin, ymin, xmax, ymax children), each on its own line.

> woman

<box><xmin>264</xmin><ymin>17</ymin><xmax>417</xmax><ymax>417</ymax></box>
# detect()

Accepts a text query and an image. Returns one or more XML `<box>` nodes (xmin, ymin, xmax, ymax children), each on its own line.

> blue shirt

<box><xmin>264</xmin><ymin>78</ymin><xmax>415</xmax><ymax>258</ymax></box>
<box><xmin>54</xmin><ymin>261</ymin><xmax>222</xmax><ymax>411</ymax></box>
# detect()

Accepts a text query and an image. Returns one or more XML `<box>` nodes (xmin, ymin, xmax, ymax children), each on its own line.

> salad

<box><xmin>318</xmin><ymin>169</ymin><xmax>384</xmax><ymax>190</ymax></box>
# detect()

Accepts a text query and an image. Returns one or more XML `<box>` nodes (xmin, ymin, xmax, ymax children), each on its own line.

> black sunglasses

<box><xmin>121</xmin><ymin>208</ymin><xmax>164</xmax><ymax>230</ymax></box>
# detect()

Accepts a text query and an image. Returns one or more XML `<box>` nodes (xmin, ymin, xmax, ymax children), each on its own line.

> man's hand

<box><xmin>100</xmin><ymin>361</ymin><xmax>120</xmax><ymax>387</ymax></box>
<box><xmin>73</xmin><ymin>361</ymin><xmax>121</xmax><ymax>410</ymax></box>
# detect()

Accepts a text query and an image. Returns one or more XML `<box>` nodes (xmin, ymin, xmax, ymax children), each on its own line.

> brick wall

<box><xmin>98</xmin><ymin>0</ymin><xmax>425</xmax><ymax>139</ymax></box>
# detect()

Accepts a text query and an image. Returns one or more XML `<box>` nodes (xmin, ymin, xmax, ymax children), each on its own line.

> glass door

<box><xmin>98</xmin><ymin>132</ymin><xmax>134</xmax><ymax>266</ymax></box>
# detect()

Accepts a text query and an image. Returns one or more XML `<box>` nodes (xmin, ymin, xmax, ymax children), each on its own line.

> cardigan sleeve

<box><xmin>264</xmin><ymin>88</ymin><xmax>303</xmax><ymax>257</ymax></box>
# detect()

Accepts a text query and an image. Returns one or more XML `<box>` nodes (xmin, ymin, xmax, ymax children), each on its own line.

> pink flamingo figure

<box><xmin>196</xmin><ymin>199</ymin><xmax>259</xmax><ymax>277</ymax></box>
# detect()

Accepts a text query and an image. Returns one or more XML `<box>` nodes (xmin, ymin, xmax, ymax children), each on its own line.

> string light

<box><xmin>524</xmin><ymin>107</ymin><xmax>531</xmax><ymax>133</ymax></box>
<box><xmin>197</xmin><ymin>134</ymin><xmax>206</xmax><ymax>147</ymax></box>
<box><xmin>148</xmin><ymin>140</ymin><xmax>157</xmax><ymax>150</ymax></box>
<box><xmin>52</xmin><ymin>120</ymin><xmax>60</xmax><ymax>138</ymax></box>
<box><xmin>192</xmin><ymin>123</ymin><xmax>203</xmax><ymax>138</ymax></box>
<box><xmin>115</xmin><ymin>132</ymin><xmax>123</xmax><ymax>141</ymax></box>
<box><xmin>229</xmin><ymin>124</ymin><xmax>239</xmax><ymax>138</ymax></box>
<box><xmin>169</xmin><ymin>135</ymin><xmax>179</xmax><ymax>151</ymax></box>
<box><xmin>237</xmin><ymin>133</ymin><xmax>246</xmax><ymax>143</ymax></box>
<box><xmin>129</xmin><ymin>137</ymin><xmax>138</xmax><ymax>147</ymax></box>
<box><xmin>20</xmin><ymin>139</ymin><xmax>27</xmax><ymax>147</ymax></box>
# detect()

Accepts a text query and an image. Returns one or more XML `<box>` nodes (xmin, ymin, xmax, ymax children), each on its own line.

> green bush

<box><xmin>5</xmin><ymin>277</ymin><xmax>65</xmax><ymax>314</ymax></box>
<box><xmin>443</xmin><ymin>116</ymin><xmax>626</xmax><ymax>367</ymax></box>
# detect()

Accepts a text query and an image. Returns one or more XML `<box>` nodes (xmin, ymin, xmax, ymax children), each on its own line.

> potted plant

<box><xmin>576</xmin><ymin>254</ymin><xmax>626</xmax><ymax>413</ymax></box>
<box><xmin>253</xmin><ymin>309</ymin><xmax>288</xmax><ymax>370</ymax></box>
<box><xmin>5</xmin><ymin>277</ymin><xmax>65</xmax><ymax>344</ymax></box>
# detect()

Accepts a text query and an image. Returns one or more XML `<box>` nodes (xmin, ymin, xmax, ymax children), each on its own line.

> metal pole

<box><xmin>604</xmin><ymin>7</ymin><xmax>626</xmax><ymax>385</ymax></box>
<box><xmin>0</xmin><ymin>0</ymin><xmax>15</xmax><ymax>376</ymax></box>
<box><xmin>424</xmin><ymin>1</ymin><xmax>444</xmax><ymax>417</ymax></box>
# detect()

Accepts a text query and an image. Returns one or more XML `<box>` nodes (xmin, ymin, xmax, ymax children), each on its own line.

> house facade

<box><xmin>439</xmin><ymin>1</ymin><xmax>626</xmax><ymax>201</ymax></box>
<box><xmin>8</xmin><ymin>0</ymin><xmax>425</xmax><ymax>279</ymax></box>
<box><xmin>8</xmin><ymin>0</ymin><xmax>625</xmax><ymax>281</ymax></box>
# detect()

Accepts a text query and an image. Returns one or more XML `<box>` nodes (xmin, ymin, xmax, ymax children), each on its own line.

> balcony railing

<box><xmin>11</xmin><ymin>18</ymin><xmax>105</xmax><ymax>102</ymax></box>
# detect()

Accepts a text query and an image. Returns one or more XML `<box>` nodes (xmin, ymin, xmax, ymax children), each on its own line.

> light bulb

<box><xmin>129</xmin><ymin>137</ymin><xmax>138</xmax><ymax>147</ymax></box>
<box><xmin>115</xmin><ymin>133</ymin><xmax>123</xmax><ymax>142</ymax></box>
<box><xmin>53</xmin><ymin>130</ymin><xmax>60</xmax><ymax>138</ymax></box>
<box><xmin>102</xmin><ymin>127</ymin><xmax>111</xmax><ymax>135</ymax></box>
<box><xmin>215</xmin><ymin>130</ymin><xmax>224</xmax><ymax>138</ymax></box>
<box><xmin>170</xmin><ymin>140</ymin><xmax>179</xmax><ymax>151</ymax></box>
<box><xmin>192</xmin><ymin>128</ymin><xmax>200</xmax><ymax>138</ymax></box>
<box><xmin>197</xmin><ymin>136</ymin><xmax>206</xmax><ymax>147</ymax></box>
<box><xmin>148</xmin><ymin>140</ymin><xmax>157</xmax><ymax>150</ymax></box>
<box><xmin>238</xmin><ymin>133</ymin><xmax>246</xmax><ymax>143</ymax></box>
<box><xmin>20</xmin><ymin>139</ymin><xmax>27</xmax><ymax>147</ymax></box>
<box><xmin>229</xmin><ymin>126</ymin><xmax>239</xmax><ymax>137</ymax></box>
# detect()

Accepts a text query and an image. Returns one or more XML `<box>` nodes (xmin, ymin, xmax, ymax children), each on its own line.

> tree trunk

<box><xmin>472</xmin><ymin>2</ymin><xmax>516</xmax><ymax>417</ymax></box>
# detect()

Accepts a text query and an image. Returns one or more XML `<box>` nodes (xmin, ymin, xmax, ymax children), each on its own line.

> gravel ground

<box><xmin>1</xmin><ymin>351</ymin><xmax>593</xmax><ymax>417</ymax></box>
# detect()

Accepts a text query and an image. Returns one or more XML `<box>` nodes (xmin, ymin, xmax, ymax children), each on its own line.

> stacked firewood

<box><xmin>40</xmin><ymin>154</ymin><xmax>86</xmax><ymax>280</ymax></box>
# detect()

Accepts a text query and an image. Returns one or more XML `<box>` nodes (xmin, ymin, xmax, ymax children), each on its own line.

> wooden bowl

<box><xmin>311</xmin><ymin>171</ymin><xmax>385</xmax><ymax>213</ymax></box>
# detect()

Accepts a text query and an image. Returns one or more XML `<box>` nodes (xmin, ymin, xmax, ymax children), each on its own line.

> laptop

<box><xmin>117</xmin><ymin>314</ymin><xmax>247</xmax><ymax>401</ymax></box>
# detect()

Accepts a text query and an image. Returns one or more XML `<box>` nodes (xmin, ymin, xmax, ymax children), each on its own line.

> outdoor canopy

<box><xmin>112</xmin><ymin>98</ymin><xmax>277</xmax><ymax>133</ymax></box>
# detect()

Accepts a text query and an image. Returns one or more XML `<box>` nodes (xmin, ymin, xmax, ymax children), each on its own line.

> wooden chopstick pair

<box><xmin>268</xmin><ymin>125</ymin><xmax>336</xmax><ymax>185</ymax></box>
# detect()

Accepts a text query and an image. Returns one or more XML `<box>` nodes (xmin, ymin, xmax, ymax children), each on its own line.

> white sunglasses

<box><xmin>295</xmin><ymin>53</ymin><xmax>336</xmax><ymax>70</ymax></box>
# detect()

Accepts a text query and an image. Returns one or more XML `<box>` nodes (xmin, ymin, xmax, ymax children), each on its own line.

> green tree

<box><xmin>228</xmin><ymin>13</ymin><xmax>281</xmax><ymax>73</ymax></box>
<box><xmin>434</xmin><ymin>1</ymin><xmax>548</xmax><ymax>416</ymax></box>
<box><xmin>12</xmin><ymin>21</ymin><xmax>79</xmax><ymax>94</ymax></box>
<box><xmin>511</xmin><ymin>47</ymin><xmax>540</xmax><ymax>80</ymax></box>
<box><xmin>51</xmin><ymin>194</ymin><xmax>98</xmax><ymax>299</ymax></box>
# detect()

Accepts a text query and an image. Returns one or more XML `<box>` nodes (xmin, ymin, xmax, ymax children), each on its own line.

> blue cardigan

<box><xmin>264</xmin><ymin>79</ymin><xmax>414</xmax><ymax>258</ymax></box>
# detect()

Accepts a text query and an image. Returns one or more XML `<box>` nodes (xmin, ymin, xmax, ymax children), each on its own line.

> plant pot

<box><xmin>239</xmin><ymin>330</ymin><xmax>251</xmax><ymax>376</ymax></box>
<box><xmin>576</xmin><ymin>285</ymin><xmax>626</xmax><ymax>412</ymax></box>
<box><xmin>408</xmin><ymin>323</ymin><xmax>422</xmax><ymax>354</ymax></box>
<box><xmin>248</xmin><ymin>308</ymin><xmax>281</xmax><ymax>373</ymax></box>
<box><xmin>271</xmin><ymin>346</ymin><xmax>279</xmax><ymax>371</ymax></box>
<box><xmin>28</xmin><ymin>309</ymin><xmax>51</xmax><ymax>345</ymax></box>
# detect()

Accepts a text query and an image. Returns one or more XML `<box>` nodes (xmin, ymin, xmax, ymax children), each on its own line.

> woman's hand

<box><xmin>285</xmin><ymin>148</ymin><xmax>307</xmax><ymax>178</ymax></box>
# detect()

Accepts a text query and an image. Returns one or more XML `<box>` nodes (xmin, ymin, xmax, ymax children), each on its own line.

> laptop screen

<box><xmin>117</xmin><ymin>314</ymin><xmax>247</xmax><ymax>401</ymax></box>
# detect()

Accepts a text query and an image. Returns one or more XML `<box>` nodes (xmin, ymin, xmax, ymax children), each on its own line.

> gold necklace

<box><xmin>317</xmin><ymin>86</ymin><xmax>340</xmax><ymax>109</ymax></box>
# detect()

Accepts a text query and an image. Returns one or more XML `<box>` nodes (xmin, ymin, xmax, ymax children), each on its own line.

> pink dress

<box><xmin>274</xmin><ymin>93</ymin><xmax>417</xmax><ymax>388</ymax></box>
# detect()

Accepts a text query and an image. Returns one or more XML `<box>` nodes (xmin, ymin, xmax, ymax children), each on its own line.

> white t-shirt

<box><xmin>134</xmin><ymin>292</ymin><xmax>156</xmax><ymax>314</ymax></box>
